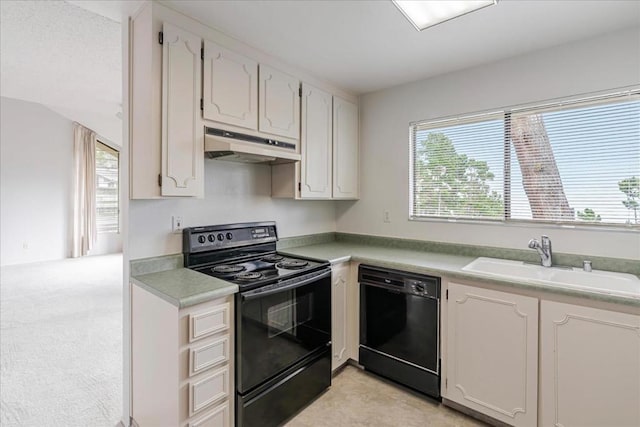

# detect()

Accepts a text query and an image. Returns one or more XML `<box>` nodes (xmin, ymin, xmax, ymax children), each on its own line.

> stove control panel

<box><xmin>251</xmin><ymin>227</ymin><xmax>271</xmax><ymax>239</ymax></box>
<box><xmin>183</xmin><ymin>222</ymin><xmax>278</xmax><ymax>253</ymax></box>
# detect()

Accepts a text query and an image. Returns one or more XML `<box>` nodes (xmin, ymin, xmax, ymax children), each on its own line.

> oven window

<box><xmin>267</xmin><ymin>296</ymin><xmax>313</xmax><ymax>338</ymax></box>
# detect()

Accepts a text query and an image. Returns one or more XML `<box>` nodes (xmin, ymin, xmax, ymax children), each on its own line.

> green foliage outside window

<box><xmin>414</xmin><ymin>133</ymin><xmax>504</xmax><ymax>219</ymax></box>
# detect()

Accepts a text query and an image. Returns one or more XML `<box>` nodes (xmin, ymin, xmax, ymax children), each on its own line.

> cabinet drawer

<box><xmin>189</xmin><ymin>401</ymin><xmax>230</xmax><ymax>427</ymax></box>
<box><xmin>189</xmin><ymin>367</ymin><xmax>229</xmax><ymax>416</ymax></box>
<box><xmin>190</xmin><ymin>337</ymin><xmax>229</xmax><ymax>376</ymax></box>
<box><xmin>189</xmin><ymin>303</ymin><xmax>230</xmax><ymax>343</ymax></box>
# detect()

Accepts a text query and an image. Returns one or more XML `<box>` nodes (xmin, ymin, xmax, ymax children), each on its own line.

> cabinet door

<box><xmin>161</xmin><ymin>23</ymin><xmax>203</xmax><ymax>197</ymax></box>
<box><xmin>446</xmin><ymin>283</ymin><xmax>538</xmax><ymax>427</ymax></box>
<box><xmin>332</xmin><ymin>96</ymin><xmax>359</xmax><ymax>199</ymax></box>
<box><xmin>300</xmin><ymin>83</ymin><xmax>332</xmax><ymax>199</ymax></box>
<box><xmin>203</xmin><ymin>41</ymin><xmax>258</xmax><ymax>130</ymax></box>
<box><xmin>331</xmin><ymin>263</ymin><xmax>349</xmax><ymax>371</ymax></box>
<box><xmin>130</xmin><ymin>4</ymin><xmax>161</xmax><ymax>199</ymax></box>
<box><xmin>258</xmin><ymin>64</ymin><xmax>300</xmax><ymax>140</ymax></box>
<box><xmin>541</xmin><ymin>301</ymin><xmax>640</xmax><ymax>427</ymax></box>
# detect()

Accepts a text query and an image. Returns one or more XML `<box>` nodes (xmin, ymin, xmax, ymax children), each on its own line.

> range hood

<box><xmin>204</xmin><ymin>127</ymin><xmax>300</xmax><ymax>164</ymax></box>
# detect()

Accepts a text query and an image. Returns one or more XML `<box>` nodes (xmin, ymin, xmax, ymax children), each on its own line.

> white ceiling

<box><xmin>160</xmin><ymin>0</ymin><xmax>640</xmax><ymax>94</ymax></box>
<box><xmin>1</xmin><ymin>1</ymin><xmax>638</xmax><ymax>145</ymax></box>
<box><xmin>0</xmin><ymin>1</ymin><xmax>123</xmax><ymax>144</ymax></box>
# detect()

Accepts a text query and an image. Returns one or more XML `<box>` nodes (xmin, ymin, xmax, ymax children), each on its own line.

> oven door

<box><xmin>236</xmin><ymin>269</ymin><xmax>331</xmax><ymax>394</ymax></box>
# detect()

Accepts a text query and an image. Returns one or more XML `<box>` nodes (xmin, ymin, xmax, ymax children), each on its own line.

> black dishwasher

<box><xmin>359</xmin><ymin>265</ymin><xmax>441</xmax><ymax>399</ymax></box>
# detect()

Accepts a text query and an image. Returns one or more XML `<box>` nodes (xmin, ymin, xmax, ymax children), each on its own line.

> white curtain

<box><xmin>72</xmin><ymin>123</ymin><xmax>97</xmax><ymax>257</ymax></box>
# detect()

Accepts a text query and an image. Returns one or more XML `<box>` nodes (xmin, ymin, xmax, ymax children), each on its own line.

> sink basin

<box><xmin>462</xmin><ymin>257</ymin><xmax>640</xmax><ymax>298</ymax></box>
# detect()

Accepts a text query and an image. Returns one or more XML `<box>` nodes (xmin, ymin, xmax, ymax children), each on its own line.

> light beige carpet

<box><xmin>285</xmin><ymin>365</ymin><xmax>486</xmax><ymax>427</ymax></box>
<box><xmin>1</xmin><ymin>254</ymin><xmax>122</xmax><ymax>427</ymax></box>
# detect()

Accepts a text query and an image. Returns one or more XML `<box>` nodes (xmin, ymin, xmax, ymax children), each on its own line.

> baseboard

<box><xmin>442</xmin><ymin>398</ymin><xmax>511</xmax><ymax>427</ymax></box>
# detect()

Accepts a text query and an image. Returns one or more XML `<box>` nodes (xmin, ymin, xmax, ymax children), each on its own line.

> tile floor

<box><xmin>285</xmin><ymin>365</ymin><xmax>486</xmax><ymax>427</ymax></box>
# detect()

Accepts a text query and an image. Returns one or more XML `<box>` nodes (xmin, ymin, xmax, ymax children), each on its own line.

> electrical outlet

<box><xmin>22</xmin><ymin>242</ymin><xmax>29</xmax><ymax>250</ymax></box>
<box><xmin>383</xmin><ymin>210</ymin><xmax>391</xmax><ymax>223</ymax></box>
<box><xmin>172</xmin><ymin>216</ymin><xmax>183</xmax><ymax>234</ymax></box>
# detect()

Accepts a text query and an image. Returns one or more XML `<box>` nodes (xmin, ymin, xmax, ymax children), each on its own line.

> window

<box><xmin>96</xmin><ymin>141</ymin><xmax>119</xmax><ymax>233</ymax></box>
<box><xmin>410</xmin><ymin>91</ymin><xmax>640</xmax><ymax>226</ymax></box>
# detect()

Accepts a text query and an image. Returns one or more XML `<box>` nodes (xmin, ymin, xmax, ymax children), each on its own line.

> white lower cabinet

<box><xmin>331</xmin><ymin>263</ymin><xmax>349</xmax><ymax>371</ymax></box>
<box><xmin>445</xmin><ymin>282</ymin><xmax>538</xmax><ymax>427</ymax></box>
<box><xmin>189</xmin><ymin>402</ymin><xmax>230</xmax><ymax>427</ymax></box>
<box><xmin>540</xmin><ymin>301</ymin><xmax>640</xmax><ymax>427</ymax></box>
<box><xmin>132</xmin><ymin>285</ymin><xmax>233</xmax><ymax>427</ymax></box>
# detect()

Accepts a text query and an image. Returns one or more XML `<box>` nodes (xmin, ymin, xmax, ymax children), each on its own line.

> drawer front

<box><xmin>190</xmin><ymin>337</ymin><xmax>229</xmax><ymax>376</ymax></box>
<box><xmin>190</xmin><ymin>303</ymin><xmax>230</xmax><ymax>343</ymax></box>
<box><xmin>190</xmin><ymin>367</ymin><xmax>229</xmax><ymax>416</ymax></box>
<box><xmin>189</xmin><ymin>401</ymin><xmax>230</xmax><ymax>427</ymax></box>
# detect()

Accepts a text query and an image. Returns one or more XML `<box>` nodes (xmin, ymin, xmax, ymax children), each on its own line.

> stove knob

<box><xmin>217</xmin><ymin>233</ymin><xmax>224</xmax><ymax>241</ymax></box>
<box><xmin>415</xmin><ymin>283</ymin><xmax>425</xmax><ymax>294</ymax></box>
<box><xmin>208</xmin><ymin>234</ymin><xmax>215</xmax><ymax>242</ymax></box>
<box><xmin>197</xmin><ymin>235</ymin><xmax>206</xmax><ymax>244</ymax></box>
<box><xmin>226</xmin><ymin>232</ymin><xmax>233</xmax><ymax>240</ymax></box>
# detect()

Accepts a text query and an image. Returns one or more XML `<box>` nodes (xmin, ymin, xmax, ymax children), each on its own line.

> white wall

<box><xmin>337</xmin><ymin>28</ymin><xmax>640</xmax><ymax>261</ymax></box>
<box><xmin>129</xmin><ymin>160</ymin><xmax>336</xmax><ymax>259</ymax></box>
<box><xmin>1</xmin><ymin>97</ymin><xmax>73</xmax><ymax>265</ymax></box>
<box><xmin>1</xmin><ymin>96</ymin><xmax>123</xmax><ymax>265</ymax></box>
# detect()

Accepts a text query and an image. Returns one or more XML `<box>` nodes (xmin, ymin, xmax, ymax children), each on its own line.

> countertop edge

<box><xmin>131</xmin><ymin>276</ymin><xmax>181</xmax><ymax>307</ymax></box>
<box><xmin>175</xmin><ymin>285</ymin><xmax>239</xmax><ymax>308</ymax></box>
<box><xmin>131</xmin><ymin>272</ymin><xmax>238</xmax><ymax>309</ymax></box>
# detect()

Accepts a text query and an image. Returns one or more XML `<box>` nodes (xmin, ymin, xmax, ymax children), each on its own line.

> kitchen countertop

<box><xmin>131</xmin><ymin>268</ymin><xmax>238</xmax><ymax>308</ymax></box>
<box><xmin>279</xmin><ymin>242</ymin><xmax>640</xmax><ymax>308</ymax></box>
<box><xmin>128</xmin><ymin>237</ymin><xmax>639</xmax><ymax>309</ymax></box>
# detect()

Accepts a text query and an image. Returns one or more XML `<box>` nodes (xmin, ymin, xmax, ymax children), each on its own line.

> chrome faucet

<box><xmin>528</xmin><ymin>235</ymin><xmax>552</xmax><ymax>267</ymax></box>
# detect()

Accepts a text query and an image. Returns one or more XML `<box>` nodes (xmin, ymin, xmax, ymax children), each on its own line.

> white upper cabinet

<box><xmin>202</xmin><ymin>41</ymin><xmax>258</xmax><ymax>130</ymax></box>
<box><xmin>160</xmin><ymin>22</ymin><xmax>204</xmax><ymax>197</ymax></box>
<box><xmin>271</xmin><ymin>90</ymin><xmax>359</xmax><ymax>201</ymax></box>
<box><xmin>446</xmin><ymin>282</ymin><xmax>538</xmax><ymax>427</ymax></box>
<box><xmin>259</xmin><ymin>64</ymin><xmax>300</xmax><ymax>140</ymax></box>
<box><xmin>300</xmin><ymin>83</ymin><xmax>333</xmax><ymax>199</ymax></box>
<box><xmin>332</xmin><ymin>96</ymin><xmax>359</xmax><ymax>199</ymax></box>
<box><xmin>540</xmin><ymin>301</ymin><xmax>640</xmax><ymax>427</ymax></box>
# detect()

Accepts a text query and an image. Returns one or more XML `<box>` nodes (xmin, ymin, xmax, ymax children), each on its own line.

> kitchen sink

<box><xmin>462</xmin><ymin>257</ymin><xmax>640</xmax><ymax>298</ymax></box>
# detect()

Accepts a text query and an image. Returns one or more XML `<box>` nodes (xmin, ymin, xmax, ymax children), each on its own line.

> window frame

<box><xmin>95</xmin><ymin>140</ymin><xmax>120</xmax><ymax>234</ymax></box>
<box><xmin>408</xmin><ymin>88</ymin><xmax>640</xmax><ymax>230</ymax></box>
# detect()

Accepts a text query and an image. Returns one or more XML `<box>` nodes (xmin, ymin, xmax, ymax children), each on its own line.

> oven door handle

<box><xmin>241</xmin><ymin>269</ymin><xmax>331</xmax><ymax>301</ymax></box>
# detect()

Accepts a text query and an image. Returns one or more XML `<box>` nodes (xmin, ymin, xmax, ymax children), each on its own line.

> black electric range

<box><xmin>183</xmin><ymin>222</ymin><xmax>332</xmax><ymax>427</ymax></box>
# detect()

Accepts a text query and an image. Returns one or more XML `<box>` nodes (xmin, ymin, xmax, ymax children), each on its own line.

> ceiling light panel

<box><xmin>393</xmin><ymin>0</ymin><xmax>497</xmax><ymax>31</ymax></box>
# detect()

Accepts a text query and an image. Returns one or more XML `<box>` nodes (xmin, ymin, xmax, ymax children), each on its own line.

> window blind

<box><xmin>410</xmin><ymin>114</ymin><xmax>505</xmax><ymax>220</ymax></box>
<box><xmin>409</xmin><ymin>90</ymin><xmax>640</xmax><ymax>227</ymax></box>
<box><xmin>507</xmin><ymin>96</ymin><xmax>639</xmax><ymax>225</ymax></box>
<box><xmin>96</xmin><ymin>142</ymin><xmax>119</xmax><ymax>233</ymax></box>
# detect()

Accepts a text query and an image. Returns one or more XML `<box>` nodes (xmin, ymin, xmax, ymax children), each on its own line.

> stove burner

<box><xmin>236</xmin><ymin>272</ymin><xmax>263</xmax><ymax>281</ymax></box>
<box><xmin>261</xmin><ymin>254</ymin><xmax>284</xmax><ymax>263</ymax></box>
<box><xmin>212</xmin><ymin>265</ymin><xmax>246</xmax><ymax>274</ymax></box>
<box><xmin>277</xmin><ymin>260</ymin><xmax>309</xmax><ymax>270</ymax></box>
